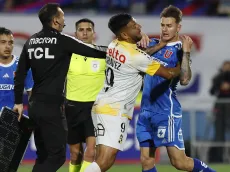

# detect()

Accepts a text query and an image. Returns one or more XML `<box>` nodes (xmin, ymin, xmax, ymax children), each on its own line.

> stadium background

<box><xmin>0</xmin><ymin>0</ymin><xmax>230</xmax><ymax>171</ymax></box>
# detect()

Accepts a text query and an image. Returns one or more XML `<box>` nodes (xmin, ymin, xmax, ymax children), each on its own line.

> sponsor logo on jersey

<box><xmin>0</xmin><ymin>84</ymin><xmax>14</xmax><ymax>90</ymax></box>
<box><xmin>3</xmin><ymin>73</ymin><xmax>9</xmax><ymax>78</ymax></box>
<box><xmin>29</xmin><ymin>37</ymin><xmax>57</xmax><ymax>45</ymax></box>
<box><xmin>107</xmin><ymin>48</ymin><xmax>126</xmax><ymax>64</ymax></box>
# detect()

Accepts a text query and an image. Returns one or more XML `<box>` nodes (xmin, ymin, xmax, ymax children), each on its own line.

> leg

<box><xmin>84</xmin><ymin>136</ymin><xmax>96</xmax><ymax>162</ymax></box>
<box><xmin>167</xmin><ymin>146</ymin><xmax>216</xmax><ymax>172</ymax></box>
<box><xmin>166</xmin><ymin>116</ymin><xmax>215</xmax><ymax>172</ymax></box>
<box><xmin>95</xmin><ymin>144</ymin><xmax>118</xmax><ymax>172</ymax></box>
<box><xmin>167</xmin><ymin>146</ymin><xmax>193</xmax><ymax>171</ymax></box>
<box><xmin>82</xmin><ymin>112</ymin><xmax>96</xmax><ymax>163</ymax></box>
<box><xmin>69</xmin><ymin>143</ymin><xmax>83</xmax><ymax>172</ymax></box>
<box><xmin>85</xmin><ymin>113</ymin><xmax>130</xmax><ymax>172</ymax></box>
<box><xmin>69</xmin><ymin>143</ymin><xmax>84</xmax><ymax>164</ymax></box>
<box><xmin>29</xmin><ymin>101</ymin><xmax>67</xmax><ymax>172</ymax></box>
<box><xmin>80</xmin><ymin>115</ymin><xmax>96</xmax><ymax>172</ymax></box>
<box><xmin>140</xmin><ymin>141</ymin><xmax>157</xmax><ymax>172</ymax></box>
<box><xmin>65</xmin><ymin>100</ymin><xmax>95</xmax><ymax>172</ymax></box>
<box><xmin>136</xmin><ymin>110</ymin><xmax>158</xmax><ymax>172</ymax></box>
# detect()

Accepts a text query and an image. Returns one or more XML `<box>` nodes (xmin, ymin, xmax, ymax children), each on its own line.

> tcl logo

<box><xmin>107</xmin><ymin>48</ymin><xmax>126</xmax><ymax>63</ymax></box>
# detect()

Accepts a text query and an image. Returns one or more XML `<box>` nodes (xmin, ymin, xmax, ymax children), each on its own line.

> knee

<box><xmin>96</xmin><ymin>150</ymin><xmax>117</xmax><ymax>171</ymax></box>
<box><xmin>70</xmin><ymin>149</ymin><xmax>83</xmax><ymax>161</ymax></box>
<box><xmin>170</xmin><ymin>156</ymin><xmax>190</xmax><ymax>170</ymax></box>
<box><xmin>140</xmin><ymin>154</ymin><xmax>155</xmax><ymax>169</ymax></box>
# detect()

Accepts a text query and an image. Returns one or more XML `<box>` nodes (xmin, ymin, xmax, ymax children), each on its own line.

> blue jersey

<box><xmin>0</xmin><ymin>55</ymin><xmax>33</xmax><ymax>110</ymax></box>
<box><xmin>141</xmin><ymin>38</ymin><xmax>183</xmax><ymax>116</ymax></box>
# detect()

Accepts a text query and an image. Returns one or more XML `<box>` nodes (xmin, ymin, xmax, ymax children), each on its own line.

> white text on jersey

<box><xmin>28</xmin><ymin>47</ymin><xmax>54</xmax><ymax>59</ymax></box>
<box><xmin>0</xmin><ymin>84</ymin><xmax>14</xmax><ymax>90</ymax></box>
<box><xmin>29</xmin><ymin>37</ymin><xmax>57</xmax><ymax>45</ymax></box>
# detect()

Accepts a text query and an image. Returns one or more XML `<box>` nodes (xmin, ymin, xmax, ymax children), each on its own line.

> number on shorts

<box><xmin>104</xmin><ymin>67</ymin><xmax>114</xmax><ymax>92</ymax></box>
<box><xmin>121</xmin><ymin>122</ymin><xmax>125</xmax><ymax>133</ymax></box>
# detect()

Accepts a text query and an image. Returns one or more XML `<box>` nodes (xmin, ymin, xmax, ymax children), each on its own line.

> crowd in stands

<box><xmin>0</xmin><ymin>0</ymin><xmax>229</xmax><ymax>16</ymax></box>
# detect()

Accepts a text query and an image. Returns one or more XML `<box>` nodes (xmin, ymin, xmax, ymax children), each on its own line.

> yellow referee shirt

<box><xmin>66</xmin><ymin>53</ymin><xmax>106</xmax><ymax>102</ymax></box>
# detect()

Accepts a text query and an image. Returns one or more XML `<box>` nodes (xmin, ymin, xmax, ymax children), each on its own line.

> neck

<box><xmin>168</xmin><ymin>34</ymin><xmax>179</xmax><ymax>43</ymax></box>
<box><xmin>0</xmin><ymin>55</ymin><xmax>13</xmax><ymax>65</ymax></box>
<box><xmin>117</xmin><ymin>37</ymin><xmax>135</xmax><ymax>44</ymax></box>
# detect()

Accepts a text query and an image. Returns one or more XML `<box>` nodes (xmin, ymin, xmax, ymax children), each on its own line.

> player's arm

<box><xmin>14</xmin><ymin>44</ymin><xmax>30</xmax><ymax>104</ymax></box>
<box><xmin>144</xmin><ymin>41</ymin><xmax>167</xmax><ymax>55</ymax></box>
<box><xmin>61</xmin><ymin>34</ymin><xmax>107</xmax><ymax>58</ymax></box>
<box><xmin>138</xmin><ymin>37</ymin><xmax>167</xmax><ymax>56</ymax></box>
<box><xmin>179</xmin><ymin>35</ymin><xmax>193</xmax><ymax>85</ymax></box>
<box><xmin>133</xmin><ymin>50</ymin><xmax>180</xmax><ymax>80</ymax></box>
<box><xmin>14</xmin><ymin>44</ymin><xmax>30</xmax><ymax>120</ymax></box>
<box><xmin>24</xmin><ymin>69</ymin><xmax>33</xmax><ymax>100</ymax></box>
<box><xmin>155</xmin><ymin>63</ymin><xmax>181</xmax><ymax>79</ymax></box>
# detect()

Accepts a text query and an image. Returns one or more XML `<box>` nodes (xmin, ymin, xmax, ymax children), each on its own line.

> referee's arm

<box><xmin>14</xmin><ymin>44</ymin><xmax>30</xmax><ymax>105</ymax></box>
<box><xmin>61</xmin><ymin>34</ymin><xmax>107</xmax><ymax>58</ymax></box>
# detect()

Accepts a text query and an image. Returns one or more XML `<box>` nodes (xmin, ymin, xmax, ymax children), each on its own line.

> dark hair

<box><xmin>38</xmin><ymin>3</ymin><xmax>60</xmax><ymax>26</ymax></box>
<box><xmin>108</xmin><ymin>13</ymin><xmax>133</xmax><ymax>35</ymax></box>
<box><xmin>160</xmin><ymin>5</ymin><xmax>182</xmax><ymax>23</ymax></box>
<box><xmin>75</xmin><ymin>18</ymin><xmax>95</xmax><ymax>30</ymax></box>
<box><xmin>0</xmin><ymin>27</ymin><xmax>13</xmax><ymax>35</ymax></box>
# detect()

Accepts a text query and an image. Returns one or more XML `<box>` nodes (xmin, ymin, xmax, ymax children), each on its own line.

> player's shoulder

<box><xmin>166</xmin><ymin>41</ymin><xmax>182</xmax><ymax>50</ymax></box>
<box><xmin>149</xmin><ymin>38</ymin><xmax>160</xmax><ymax>47</ymax></box>
<box><xmin>10</xmin><ymin>55</ymin><xmax>18</xmax><ymax>66</ymax></box>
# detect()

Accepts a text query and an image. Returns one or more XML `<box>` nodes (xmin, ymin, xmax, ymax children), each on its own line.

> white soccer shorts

<box><xmin>92</xmin><ymin>113</ymin><xmax>130</xmax><ymax>151</ymax></box>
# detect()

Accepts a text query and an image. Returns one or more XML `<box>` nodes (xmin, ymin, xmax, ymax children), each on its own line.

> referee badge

<box><xmin>91</xmin><ymin>60</ymin><xmax>100</xmax><ymax>72</ymax></box>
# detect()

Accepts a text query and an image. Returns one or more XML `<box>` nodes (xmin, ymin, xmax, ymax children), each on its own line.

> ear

<box><xmin>93</xmin><ymin>31</ymin><xmax>96</xmax><ymax>40</ymax></box>
<box><xmin>120</xmin><ymin>32</ymin><xmax>128</xmax><ymax>40</ymax></box>
<box><xmin>74</xmin><ymin>32</ymin><xmax>77</xmax><ymax>38</ymax></box>
<box><xmin>177</xmin><ymin>24</ymin><xmax>182</xmax><ymax>33</ymax></box>
<box><xmin>52</xmin><ymin>16</ymin><xmax>58</xmax><ymax>26</ymax></box>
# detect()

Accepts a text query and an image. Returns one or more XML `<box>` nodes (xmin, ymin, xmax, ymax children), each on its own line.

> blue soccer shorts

<box><xmin>136</xmin><ymin>110</ymin><xmax>185</xmax><ymax>150</ymax></box>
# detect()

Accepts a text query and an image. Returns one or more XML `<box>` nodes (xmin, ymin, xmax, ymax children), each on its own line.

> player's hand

<box><xmin>180</xmin><ymin>35</ymin><xmax>193</xmax><ymax>52</ymax></box>
<box><xmin>137</xmin><ymin>32</ymin><xmax>152</xmax><ymax>49</ymax></box>
<box><xmin>13</xmin><ymin>104</ymin><xmax>23</xmax><ymax>121</ymax></box>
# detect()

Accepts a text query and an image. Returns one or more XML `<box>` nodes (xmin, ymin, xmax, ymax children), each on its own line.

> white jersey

<box><xmin>93</xmin><ymin>39</ymin><xmax>160</xmax><ymax>119</ymax></box>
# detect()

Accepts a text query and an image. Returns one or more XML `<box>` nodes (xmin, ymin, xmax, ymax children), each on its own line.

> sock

<box><xmin>143</xmin><ymin>166</ymin><xmax>157</xmax><ymax>172</ymax></box>
<box><xmin>79</xmin><ymin>161</ymin><xmax>91</xmax><ymax>172</ymax></box>
<box><xmin>192</xmin><ymin>158</ymin><xmax>216</xmax><ymax>172</ymax></box>
<box><xmin>69</xmin><ymin>162</ymin><xmax>81</xmax><ymax>172</ymax></box>
<box><xmin>84</xmin><ymin>162</ymin><xmax>101</xmax><ymax>172</ymax></box>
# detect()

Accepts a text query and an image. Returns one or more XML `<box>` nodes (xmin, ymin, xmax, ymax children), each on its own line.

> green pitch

<box><xmin>18</xmin><ymin>164</ymin><xmax>230</xmax><ymax>172</ymax></box>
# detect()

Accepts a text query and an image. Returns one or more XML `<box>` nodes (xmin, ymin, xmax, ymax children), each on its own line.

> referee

<box><xmin>65</xmin><ymin>18</ymin><xmax>106</xmax><ymax>172</ymax></box>
<box><xmin>13</xmin><ymin>3</ymin><xmax>106</xmax><ymax>172</ymax></box>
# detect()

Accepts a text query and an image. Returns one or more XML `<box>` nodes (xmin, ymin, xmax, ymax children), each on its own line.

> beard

<box><xmin>133</xmin><ymin>34</ymin><xmax>142</xmax><ymax>43</ymax></box>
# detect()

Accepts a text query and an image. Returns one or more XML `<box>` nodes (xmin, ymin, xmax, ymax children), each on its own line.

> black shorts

<box><xmin>64</xmin><ymin>99</ymin><xmax>95</xmax><ymax>144</ymax></box>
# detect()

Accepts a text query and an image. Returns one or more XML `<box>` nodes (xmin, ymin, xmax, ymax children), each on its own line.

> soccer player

<box><xmin>136</xmin><ymin>5</ymin><xmax>216</xmax><ymax>172</ymax></box>
<box><xmin>65</xmin><ymin>18</ymin><xmax>106</xmax><ymax>172</ymax></box>
<box><xmin>0</xmin><ymin>27</ymin><xmax>33</xmax><ymax>110</ymax></box>
<box><xmin>85</xmin><ymin>13</ymin><xmax>182</xmax><ymax>172</ymax></box>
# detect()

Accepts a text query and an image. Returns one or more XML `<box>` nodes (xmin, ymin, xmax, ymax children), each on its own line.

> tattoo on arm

<box><xmin>180</xmin><ymin>52</ymin><xmax>192</xmax><ymax>85</ymax></box>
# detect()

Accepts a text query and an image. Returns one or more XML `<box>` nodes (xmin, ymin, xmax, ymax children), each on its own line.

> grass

<box><xmin>18</xmin><ymin>164</ymin><xmax>230</xmax><ymax>172</ymax></box>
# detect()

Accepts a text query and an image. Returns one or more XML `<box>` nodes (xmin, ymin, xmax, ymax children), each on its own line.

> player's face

<box><xmin>123</xmin><ymin>19</ymin><xmax>142</xmax><ymax>43</ymax></box>
<box><xmin>0</xmin><ymin>34</ymin><xmax>14</xmax><ymax>59</ymax></box>
<box><xmin>75</xmin><ymin>22</ymin><xmax>95</xmax><ymax>44</ymax></box>
<box><xmin>160</xmin><ymin>17</ymin><xmax>181</xmax><ymax>42</ymax></box>
<box><xmin>54</xmin><ymin>7</ymin><xmax>65</xmax><ymax>32</ymax></box>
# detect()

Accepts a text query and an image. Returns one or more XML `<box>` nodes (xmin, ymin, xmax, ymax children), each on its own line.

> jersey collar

<box><xmin>0</xmin><ymin>55</ymin><xmax>16</xmax><ymax>67</ymax></box>
<box><xmin>117</xmin><ymin>39</ymin><xmax>137</xmax><ymax>48</ymax></box>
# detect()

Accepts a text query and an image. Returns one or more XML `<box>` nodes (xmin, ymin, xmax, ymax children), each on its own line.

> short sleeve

<box><xmin>131</xmin><ymin>48</ymin><xmax>160</xmax><ymax>76</ymax></box>
<box><xmin>24</xmin><ymin>69</ymin><xmax>33</xmax><ymax>91</ymax></box>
